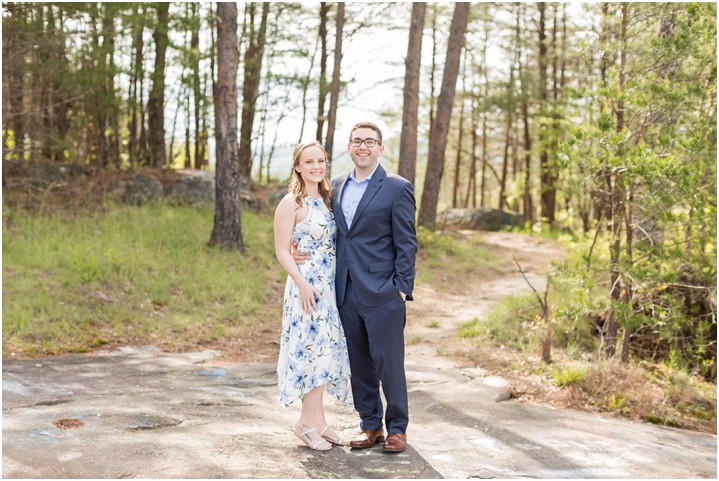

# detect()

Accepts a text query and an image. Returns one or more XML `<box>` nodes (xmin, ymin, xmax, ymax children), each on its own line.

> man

<box><xmin>295</xmin><ymin>121</ymin><xmax>417</xmax><ymax>453</ymax></box>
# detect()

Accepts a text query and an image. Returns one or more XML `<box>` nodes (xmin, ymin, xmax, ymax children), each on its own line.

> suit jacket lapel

<box><xmin>333</xmin><ymin>174</ymin><xmax>350</xmax><ymax>234</ymax></box>
<box><xmin>350</xmin><ymin>164</ymin><xmax>386</xmax><ymax>232</ymax></box>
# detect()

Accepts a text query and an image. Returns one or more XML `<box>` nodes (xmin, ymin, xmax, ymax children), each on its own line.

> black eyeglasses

<box><xmin>350</xmin><ymin>138</ymin><xmax>381</xmax><ymax>148</ymax></box>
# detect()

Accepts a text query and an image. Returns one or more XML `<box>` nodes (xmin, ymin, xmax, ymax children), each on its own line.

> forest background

<box><xmin>2</xmin><ymin>2</ymin><xmax>717</xmax><ymax>432</ymax></box>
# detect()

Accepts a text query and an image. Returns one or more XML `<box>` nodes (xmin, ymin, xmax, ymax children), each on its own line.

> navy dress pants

<box><xmin>339</xmin><ymin>279</ymin><xmax>408</xmax><ymax>434</ymax></box>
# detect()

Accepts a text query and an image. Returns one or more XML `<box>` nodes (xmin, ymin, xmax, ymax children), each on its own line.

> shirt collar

<box><xmin>349</xmin><ymin>162</ymin><xmax>380</xmax><ymax>183</ymax></box>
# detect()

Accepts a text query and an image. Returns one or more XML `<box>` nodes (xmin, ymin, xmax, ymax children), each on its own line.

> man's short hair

<box><xmin>349</xmin><ymin>122</ymin><xmax>383</xmax><ymax>145</ymax></box>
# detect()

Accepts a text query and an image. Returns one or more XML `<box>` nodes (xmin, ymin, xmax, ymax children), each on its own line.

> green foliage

<box><xmin>552</xmin><ymin>365</ymin><xmax>588</xmax><ymax>387</ymax></box>
<box><xmin>417</xmin><ymin>226</ymin><xmax>464</xmax><ymax>255</ymax></box>
<box><xmin>607</xmin><ymin>394</ymin><xmax>627</xmax><ymax>413</ymax></box>
<box><xmin>556</xmin><ymin>2</ymin><xmax>717</xmax><ymax>379</ymax></box>
<box><xmin>416</xmin><ymin>227</ymin><xmax>501</xmax><ymax>286</ymax></box>
<box><xmin>2</xmin><ymin>204</ymin><xmax>283</xmax><ymax>355</ymax></box>
<box><xmin>477</xmin><ymin>294</ymin><xmax>543</xmax><ymax>351</ymax></box>
<box><xmin>458</xmin><ymin>317</ymin><xmax>484</xmax><ymax>339</ymax></box>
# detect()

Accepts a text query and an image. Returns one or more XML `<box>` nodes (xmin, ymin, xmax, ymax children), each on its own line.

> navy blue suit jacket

<box><xmin>332</xmin><ymin>164</ymin><xmax>417</xmax><ymax>308</ymax></box>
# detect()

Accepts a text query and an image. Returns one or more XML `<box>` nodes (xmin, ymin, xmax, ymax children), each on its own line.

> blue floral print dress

<box><xmin>277</xmin><ymin>196</ymin><xmax>351</xmax><ymax>407</ymax></box>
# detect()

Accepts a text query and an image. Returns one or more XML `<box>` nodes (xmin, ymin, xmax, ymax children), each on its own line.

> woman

<box><xmin>273</xmin><ymin>141</ymin><xmax>351</xmax><ymax>451</ymax></box>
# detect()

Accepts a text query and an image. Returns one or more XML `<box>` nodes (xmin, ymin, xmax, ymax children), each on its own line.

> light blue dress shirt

<box><xmin>341</xmin><ymin>162</ymin><xmax>380</xmax><ymax>229</ymax></box>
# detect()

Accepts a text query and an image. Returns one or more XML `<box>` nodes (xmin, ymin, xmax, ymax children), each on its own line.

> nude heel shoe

<box><xmin>293</xmin><ymin>424</ymin><xmax>332</xmax><ymax>451</ymax></box>
<box><xmin>320</xmin><ymin>424</ymin><xmax>349</xmax><ymax>446</ymax></box>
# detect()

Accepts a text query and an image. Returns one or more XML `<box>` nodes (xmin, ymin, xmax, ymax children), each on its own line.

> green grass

<box><xmin>552</xmin><ymin>364</ymin><xmax>589</xmax><ymax>387</ymax></box>
<box><xmin>2</xmin><ymin>205</ymin><xmax>503</xmax><ymax>357</ymax></box>
<box><xmin>2</xmin><ymin>203</ymin><xmax>284</xmax><ymax>355</ymax></box>
<box><xmin>416</xmin><ymin>227</ymin><xmax>503</xmax><ymax>287</ymax></box>
<box><xmin>460</xmin><ymin>293</ymin><xmax>543</xmax><ymax>352</ymax></box>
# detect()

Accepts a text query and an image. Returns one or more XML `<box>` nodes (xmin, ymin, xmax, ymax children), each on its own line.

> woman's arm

<box><xmin>274</xmin><ymin>194</ymin><xmax>319</xmax><ymax>313</ymax></box>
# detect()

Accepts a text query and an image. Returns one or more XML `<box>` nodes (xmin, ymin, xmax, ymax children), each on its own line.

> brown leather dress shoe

<box><xmin>349</xmin><ymin>428</ymin><xmax>385</xmax><ymax>449</ymax></box>
<box><xmin>383</xmin><ymin>433</ymin><xmax>407</xmax><ymax>453</ymax></box>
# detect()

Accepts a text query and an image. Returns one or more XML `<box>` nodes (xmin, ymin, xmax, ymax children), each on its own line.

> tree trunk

<box><xmin>2</xmin><ymin>3</ymin><xmax>27</xmax><ymax>164</ymax></box>
<box><xmin>86</xmin><ymin>5</ymin><xmax>103</xmax><ymax>166</ymax></box>
<box><xmin>36</xmin><ymin>5</ymin><xmax>51</xmax><ymax>161</ymax></box>
<box><xmin>605</xmin><ymin>3</ymin><xmax>630</xmax><ymax>359</ymax></box>
<box><xmin>538</xmin><ymin>3</ymin><xmax>556</xmax><ymax>223</ymax></box>
<box><xmin>200</xmin><ymin>4</ymin><xmax>214</xmax><ymax>171</ymax></box>
<box><xmin>605</xmin><ymin>166</ymin><xmax>623</xmax><ymax>358</ymax></box>
<box><xmin>324</xmin><ymin>2</ymin><xmax>344</xmax><ymax>177</ymax></box>
<box><xmin>180</xmin><ymin>4</ymin><xmax>192</xmax><ymax>169</ymax></box>
<box><xmin>398</xmin><ymin>2</ymin><xmax>426</xmax><ymax>185</ymax></box>
<box><xmin>315</xmin><ymin>3</ymin><xmax>331</xmax><ymax>142</ymax></box>
<box><xmin>616</xmin><ymin>2</ymin><xmax>627</xmax><ymax>133</ymax></box>
<box><xmin>551</xmin><ymin>4</ymin><xmax>567</xmax><ymax>214</ymax></box>
<box><xmin>210</xmin><ymin>2</ymin><xmax>244</xmax><ymax>251</ymax></box>
<box><xmin>297</xmin><ymin>37</ymin><xmax>318</xmax><ymax>143</ymax></box>
<box><xmin>518</xmin><ymin>7</ymin><xmax>534</xmax><ymax>223</ymax></box>
<box><xmin>509</xmin><ymin>7</ymin><xmax>522</xmax><ymax>214</ymax></box>
<box><xmin>147</xmin><ymin>2</ymin><xmax>169</xmax><ymax>168</ymax></box>
<box><xmin>452</xmin><ymin>95</ymin><xmax>465</xmax><ymax>208</ymax></box>
<box><xmin>428</xmin><ymin>4</ymin><xmax>438</xmax><ymax>140</ymax></box>
<box><xmin>267</xmin><ymin>85</ymin><xmax>292</xmax><ymax>181</ymax></box>
<box><xmin>238</xmin><ymin>2</ymin><xmax>270</xmax><ymax>180</ymax></box>
<box><xmin>190</xmin><ymin>2</ymin><xmax>203</xmax><ymax>169</ymax></box>
<box><xmin>499</xmin><ymin>47</ymin><xmax>516</xmax><ymax>210</ymax></box>
<box><xmin>42</xmin><ymin>6</ymin><xmax>56</xmax><ymax>161</ymax></box>
<box><xmin>185</xmin><ymin>86</ymin><xmax>191</xmax><ymax>169</ymax></box>
<box><xmin>168</xmin><ymin>62</ymin><xmax>185</xmax><ymax>167</ymax></box>
<box><xmin>418</xmin><ymin>2</ymin><xmax>470</xmax><ymax>230</ymax></box>
<box><xmin>478</xmin><ymin>18</ymin><xmax>489</xmax><ymax>208</ymax></box>
<box><xmin>128</xmin><ymin>5</ymin><xmax>146</xmax><ymax>167</ymax></box>
<box><xmin>480</xmin><ymin>106</ymin><xmax>488</xmax><ymax>207</ymax></box>
<box><xmin>452</xmin><ymin>48</ymin><xmax>468</xmax><ymax>208</ymax></box>
<box><xmin>464</xmin><ymin>92</ymin><xmax>479</xmax><ymax>208</ymax></box>
<box><xmin>102</xmin><ymin>5</ymin><xmax>120</xmax><ymax>168</ymax></box>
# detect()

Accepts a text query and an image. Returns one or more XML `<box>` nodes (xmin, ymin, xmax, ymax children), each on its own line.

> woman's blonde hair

<box><xmin>289</xmin><ymin>141</ymin><xmax>333</xmax><ymax>210</ymax></box>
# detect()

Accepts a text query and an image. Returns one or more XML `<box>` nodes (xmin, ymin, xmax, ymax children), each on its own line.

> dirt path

<box><xmin>406</xmin><ymin>230</ymin><xmax>562</xmax><ymax>371</ymax></box>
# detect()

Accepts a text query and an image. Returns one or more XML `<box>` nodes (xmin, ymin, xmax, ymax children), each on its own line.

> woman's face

<box><xmin>295</xmin><ymin>145</ymin><xmax>327</xmax><ymax>185</ymax></box>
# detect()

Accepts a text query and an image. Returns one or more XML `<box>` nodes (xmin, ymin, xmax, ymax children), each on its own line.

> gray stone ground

<box><xmin>2</xmin><ymin>344</ymin><xmax>716</xmax><ymax>479</ymax></box>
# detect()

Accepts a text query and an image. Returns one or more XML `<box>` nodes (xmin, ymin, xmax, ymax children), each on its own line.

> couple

<box><xmin>273</xmin><ymin>122</ymin><xmax>417</xmax><ymax>453</ymax></box>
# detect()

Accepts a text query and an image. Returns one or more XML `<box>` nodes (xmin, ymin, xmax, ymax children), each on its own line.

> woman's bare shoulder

<box><xmin>274</xmin><ymin>192</ymin><xmax>295</xmax><ymax>213</ymax></box>
<box><xmin>276</xmin><ymin>192</ymin><xmax>306</xmax><ymax>217</ymax></box>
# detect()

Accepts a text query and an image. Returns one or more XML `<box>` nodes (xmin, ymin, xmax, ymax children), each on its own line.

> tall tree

<box><xmin>517</xmin><ymin>5</ymin><xmax>534</xmax><ymax>222</ymax></box>
<box><xmin>238</xmin><ymin>2</ymin><xmax>269</xmax><ymax>179</ymax></box>
<box><xmin>427</xmin><ymin>4</ymin><xmax>439</xmax><ymax>138</ymax></box>
<box><xmin>297</xmin><ymin>37</ymin><xmax>318</xmax><ymax>143</ymax></box>
<box><xmin>101</xmin><ymin>4</ymin><xmax>120</xmax><ymax>168</ymax></box>
<box><xmin>418</xmin><ymin>2</ymin><xmax>470</xmax><ymax>230</ymax></box>
<box><xmin>2</xmin><ymin>3</ymin><xmax>28</xmax><ymax>164</ymax></box>
<box><xmin>147</xmin><ymin>2</ymin><xmax>169</xmax><ymax>168</ymax></box>
<box><xmin>127</xmin><ymin>4</ymin><xmax>147</xmax><ymax>168</ymax></box>
<box><xmin>398</xmin><ymin>2</ymin><xmax>426</xmax><ymax>185</ymax></box>
<box><xmin>477</xmin><ymin>11</ymin><xmax>490</xmax><ymax>208</ymax></box>
<box><xmin>464</xmin><ymin>82</ymin><xmax>479</xmax><ymax>208</ymax></box>
<box><xmin>499</xmin><ymin>22</ymin><xmax>518</xmax><ymax>211</ymax></box>
<box><xmin>315</xmin><ymin>2</ymin><xmax>331</xmax><ymax>142</ymax></box>
<box><xmin>603</xmin><ymin>2</ymin><xmax>629</xmax><ymax>358</ymax></box>
<box><xmin>324</xmin><ymin>2</ymin><xmax>344</xmax><ymax>175</ymax></box>
<box><xmin>189</xmin><ymin>2</ymin><xmax>204</xmax><ymax>169</ymax></box>
<box><xmin>452</xmin><ymin>48</ymin><xmax>468</xmax><ymax>208</ymax></box>
<box><xmin>210</xmin><ymin>2</ymin><xmax>244</xmax><ymax>251</ymax></box>
<box><xmin>537</xmin><ymin>3</ymin><xmax>557</xmax><ymax>222</ymax></box>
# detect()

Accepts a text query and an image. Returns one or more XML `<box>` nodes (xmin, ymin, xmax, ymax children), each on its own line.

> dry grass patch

<box><xmin>456</xmin><ymin>341</ymin><xmax>716</xmax><ymax>434</ymax></box>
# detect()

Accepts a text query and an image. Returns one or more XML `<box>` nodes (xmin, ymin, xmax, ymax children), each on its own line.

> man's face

<box><xmin>347</xmin><ymin>127</ymin><xmax>384</xmax><ymax>171</ymax></box>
